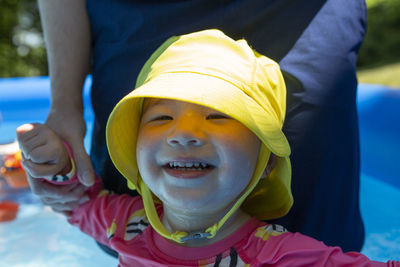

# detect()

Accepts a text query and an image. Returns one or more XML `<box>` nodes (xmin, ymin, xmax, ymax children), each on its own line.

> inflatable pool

<box><xmin>0</xmin><ymin>77</ymin><xmax>399</xmax><ymax>265</ymax></box>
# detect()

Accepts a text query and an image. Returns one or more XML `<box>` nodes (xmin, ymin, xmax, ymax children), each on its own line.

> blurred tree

<box><xmin>357</xmin><ymin>0</ymin><xmax>400</xmax><ymax>68</ymax></box>
<box><xmin>0</xmin><ymin>0</ymin><xmax>399</xmax><ymax>77</ymax></box>
<box><xmin>0</xmin><ymin>0</ymin><xmax>47</xmax><ymax>77</ymax></box>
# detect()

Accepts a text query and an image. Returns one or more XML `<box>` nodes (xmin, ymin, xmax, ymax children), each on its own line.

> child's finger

<box><xmin>27</xmin><ymin>143</ymin><xmax>66</xmax><ymax>165</ymax></box>
<box><xmin>16</xmin><ymin>123</ymin><xmax>37</xmax><ymax>139</ymax></box>
<box><xmin>16</xmin><ymin>124</ymin><xmax>46</xmax><ymax>159</ymax></box>
<box><xmin>26</xmin><ymin>173</ymin><xmax>76</xmax><ymax>196</ymax></box>
<box><xmin>21</xmin><ymin>158</ymin><xmax>64</xmax><ymax>178</ymax></box>
<box><xmin>16</xmin><ymin>123</ymin><xmax>44</xmax><ymax>144</ymax></box>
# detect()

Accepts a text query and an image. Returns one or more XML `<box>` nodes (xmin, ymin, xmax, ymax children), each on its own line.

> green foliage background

<box><xmin>357</xmin><ymin>0</ymin><xmax>400</xmax><ymax>68</ymax></box>
<box><xmin>0</xmin><ymin>0</ymin><xmax>399</xmax><ymax>77</ymax></box>
<box><xmin>0</xmin><ymin>0</ymin><xmax>47</xmax><ymax>77</ymax></box>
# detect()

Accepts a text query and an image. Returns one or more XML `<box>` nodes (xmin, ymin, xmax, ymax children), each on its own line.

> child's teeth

<box><xmin>173</xmin><ymin>162</ymin><xmax>183</xmax><ymax>167</ymax></box>
<box><xmin>178</xmin><ymin>162</ymin><xmax>185</xmax><ymax>167</ymax></box>
<box><xmin>168</xmin><ymin>161</ymin><xmax>210</xmax><ymax>169</ymax></box>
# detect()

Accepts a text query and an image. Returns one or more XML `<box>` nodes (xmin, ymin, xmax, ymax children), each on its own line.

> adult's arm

<box><xmin>27</xmin><ymin>0</ymin><xmax>94</xmax><ymax>213</ymax></box>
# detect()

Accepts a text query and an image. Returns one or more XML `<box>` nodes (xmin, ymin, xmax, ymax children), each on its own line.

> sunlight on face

<box><xmin>136</xmin><ymin>98</ymin><xmax>260</xmax><ymax>215</ymax></box>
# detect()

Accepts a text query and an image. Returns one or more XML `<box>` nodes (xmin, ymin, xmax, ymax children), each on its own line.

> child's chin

<box><xmin>163</xmin><ymin>195</ymin><xmax>215</xmax><ymax>210</ymax></box>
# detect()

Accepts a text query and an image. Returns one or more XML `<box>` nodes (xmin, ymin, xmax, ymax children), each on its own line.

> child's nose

<box><xmin>166</xmin><ymin>121</ymin><xmax>205</xmax><ymax>147</ymax></box>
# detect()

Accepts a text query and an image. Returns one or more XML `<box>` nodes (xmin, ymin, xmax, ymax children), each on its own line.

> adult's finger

<box><xmin>44</xmin><ymin>193</ymin><xmax>90</xmax><ymax>212</ymax></box>
<box><xmin>46</xmin><ymin>201</ymin><xmax>82</xmax><ymax>212</ymax></box>
<box><xmin>71</xmin><ymin>141</ymin><xmax>95</xmax><ymax>187</ymax></box>
<box><xmin>40</xmin><ymin>185</ymin><xmax>89</xmax><ymax>205</ymax></box>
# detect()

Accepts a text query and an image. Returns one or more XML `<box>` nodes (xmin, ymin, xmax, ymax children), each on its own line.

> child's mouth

<box><xmin>163</xmin><ymin>161</ymin><xmax>215</xmax><ymax>179</ymax></box>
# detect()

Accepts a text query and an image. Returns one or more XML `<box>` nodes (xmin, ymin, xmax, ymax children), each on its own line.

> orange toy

<box><xmin>1</xmin><ymin>150</ymin><xmax>30</xmax><ymax>188</ymax></box>
<box><xmin>0</xmin><ymin>201</ymin><xmax>19</xmax><ymax>222</ymax></box>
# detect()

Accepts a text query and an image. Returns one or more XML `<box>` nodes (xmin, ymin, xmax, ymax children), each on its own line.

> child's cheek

<box><xmin>136</xmin><ymin>130</ymin><xmax>162</xmax><ymax>175</ymax></box>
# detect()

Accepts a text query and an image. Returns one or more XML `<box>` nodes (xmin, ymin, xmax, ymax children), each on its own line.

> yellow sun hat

<box><xmin>106</xmin><ymin>29</ymin><xmax>292</xmax><ymax>243</ymax></box>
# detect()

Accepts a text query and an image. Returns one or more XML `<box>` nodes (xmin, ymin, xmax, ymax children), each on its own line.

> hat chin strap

<box><xmin>140</xmin><ymin>146</ymin><xmax>270</xmax><ymax>244</ymax></box>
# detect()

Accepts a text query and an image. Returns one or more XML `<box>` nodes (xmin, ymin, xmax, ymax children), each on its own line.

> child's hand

<box><xmin>16</xmin><ymin>123</ymin><xmax>89</xmax><ymax>215</ymax></box>
<box><xmin>16</xmin><ymin>123</ymin><xmax>71</xmax><ymax>179</ymax></box>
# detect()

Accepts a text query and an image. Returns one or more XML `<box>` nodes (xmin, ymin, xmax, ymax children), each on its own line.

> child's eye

<box><xmin>151</xmin><ymin>115</ymin><xmax>173</xmax><ymax>121</ymax></box>
<box><xmin>206</xmin><ymin>114</ymin><xmax>229</xmax><ymax>120</ymax></box>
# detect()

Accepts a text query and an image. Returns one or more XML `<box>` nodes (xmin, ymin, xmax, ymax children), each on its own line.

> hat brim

<box><xmin>106</xmin><ymin>71</ymin><xmax>292</xmax><ymax>219</ymax></box>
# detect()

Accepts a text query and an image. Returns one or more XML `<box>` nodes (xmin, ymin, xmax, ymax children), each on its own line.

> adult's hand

<box><xmin>41</xmin><ymin>107</ymin><xmax>93</xmax><ymax>214</ymax></box>
<box><xmin>24</xmin><ymin>169</ymin><xmax>89</xmax><ymax>216</ymax></box>
<box><xmin>30</xmin><ymin>179</ymin><xmax>89</xmax><ymax>215</ymax></box>
<box><xmin>45</xmin><ymin>106</ymin><xmax>95</xmax><ymax>187</ymax></box>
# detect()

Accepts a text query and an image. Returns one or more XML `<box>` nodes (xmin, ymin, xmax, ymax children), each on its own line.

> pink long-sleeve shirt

<box><xmin>61</xmin><ymin>176</ymin><xmax>398</xmax><ymax>267</ymax></box>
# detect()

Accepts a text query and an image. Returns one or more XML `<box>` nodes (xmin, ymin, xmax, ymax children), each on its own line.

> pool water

<box><xmin>0</xmin><ymin>78</ymin><xmax>399</xmax><ymax>265</ymax></box>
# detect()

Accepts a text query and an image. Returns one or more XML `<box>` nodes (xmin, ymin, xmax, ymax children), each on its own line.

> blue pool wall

<box><xmin>1</xmin><ymin>77</ymin><xmax>399</xmax><ymax>186</ymax></box>
<box><xmin>357</xmin><ymin>84</ymin><xmax>400</xmax><ymax>189</ymax></box>
<box><xmin>0</xmin><ymin>76</ymin><xmax>94</xmax><ymax>149</ymax></box>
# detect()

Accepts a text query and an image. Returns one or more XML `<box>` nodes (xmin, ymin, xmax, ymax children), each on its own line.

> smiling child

<box><xmin>17</xmin><ymin>30</ymin><xmax>398</xmax><ymax>266</ymax></box>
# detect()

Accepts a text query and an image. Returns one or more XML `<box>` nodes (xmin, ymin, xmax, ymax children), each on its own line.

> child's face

<box><xmin>136</xmin><ymin>99</ymin><xmax>260</xmax><ymax>214</ymax></box>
